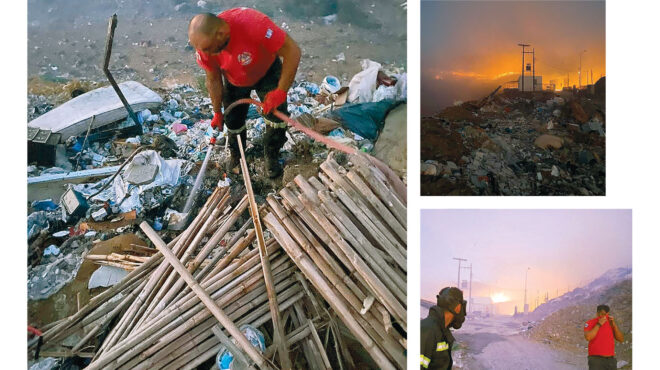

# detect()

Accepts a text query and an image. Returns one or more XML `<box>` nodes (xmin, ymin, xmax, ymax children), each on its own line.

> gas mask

<box><xmin>437</xmin><ymin>287</ymin><xmax>468</xmax><ymax>329</ymax></box>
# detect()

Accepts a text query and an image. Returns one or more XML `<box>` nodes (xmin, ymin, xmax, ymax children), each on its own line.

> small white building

<box><xmin>470</xmin><ymin>297</ymin><xmax>494</xmax><ymax>315</ymax></box>
<box><xmin>518</xmin><ymin>75</ymin><xmax>543</xmax><ymax>92</ymax></box>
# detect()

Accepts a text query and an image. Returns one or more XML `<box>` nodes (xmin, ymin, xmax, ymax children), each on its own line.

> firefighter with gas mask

<box><xmin>420</xmin><ymin>287</ymin><xmax>467</xmax><ymax>369</ymax></box>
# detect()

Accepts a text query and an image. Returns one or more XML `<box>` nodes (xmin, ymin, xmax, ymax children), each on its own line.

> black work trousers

<box><xmin>588</xmin><ymin>355</ymin><xmax>617</xmax><ymax>370</ymax></box>
<box><xmin>222</xmin><ymin>58</ymin><xmax>288</xmax><ymax>158</ymax></box>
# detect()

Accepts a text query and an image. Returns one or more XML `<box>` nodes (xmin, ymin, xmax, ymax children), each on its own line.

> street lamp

<box><xmin>518</xmin><ymin>43</ymin><xmax>530</xmax><ymax>91</ymax></box>
<box><xmin>579</xmin><ymin>50</ymin><xmax>587</xmax><ymax>88</ymax></box>
<box><xmin>524</xmin><ymin>267</ymin><xmax>531</xmax><ymax>314</ymax></box>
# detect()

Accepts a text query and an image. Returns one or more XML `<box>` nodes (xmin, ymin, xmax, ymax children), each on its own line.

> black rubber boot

<box><xmin>264</xmin><ymin>152</ymin><xmax>282</xmax><ymax>179</ymax></box>
<box><xmin>263</xmin><ymin>126</ymin><xmax>287</xmax><ymax>179</ymax></box>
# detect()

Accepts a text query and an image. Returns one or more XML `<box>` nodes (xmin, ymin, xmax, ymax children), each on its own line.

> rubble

<box><xmin>421</xmin><ymin>86</ymin><xmax>605</xmax><ymax>195</ymax></box>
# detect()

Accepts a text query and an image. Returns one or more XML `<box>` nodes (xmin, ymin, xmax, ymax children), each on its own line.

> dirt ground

<box><xmin>28</xmin><ymin>0</ymin><xmax>406</xmax><ymax>94</ymax></box>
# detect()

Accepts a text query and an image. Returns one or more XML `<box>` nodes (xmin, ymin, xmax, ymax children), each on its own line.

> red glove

<box><xmin>262</xmin><ymin>89</ymin><xmax>287</xmax><ymax>114</ymax></box>
<box><xmin>211</xmin><ymin>111</ymin><xmax>223</xmax><ymax>131</ymax></box>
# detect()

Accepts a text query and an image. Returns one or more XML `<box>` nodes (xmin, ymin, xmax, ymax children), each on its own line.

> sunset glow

<box><xmin>421</xmin><ymin>1</ymin><xmax>606</xmax><ymax>113</ymax></box>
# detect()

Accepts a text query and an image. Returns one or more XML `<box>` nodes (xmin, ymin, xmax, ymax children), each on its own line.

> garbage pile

<box><xmin>421</xmin><ymin>81</ymin><xmax>606</xmax><ymax>195</ymax></box>
<box><xmin>28</xmin><ymin>57</ymin><xmax>407</xmax><ymax>368</ymax></box>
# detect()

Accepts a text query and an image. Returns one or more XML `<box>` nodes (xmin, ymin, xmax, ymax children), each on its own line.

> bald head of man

<box><xmin>189</xmin><ymin>13</ymin><xmax>230</xmax><ymax>55</ymax></box>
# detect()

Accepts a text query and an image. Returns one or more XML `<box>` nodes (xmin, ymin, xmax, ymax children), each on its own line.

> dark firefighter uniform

<box><xmin>420</xmin><ymin>306</ymin><xmax>455</xmax><ymax>369</ymax></box>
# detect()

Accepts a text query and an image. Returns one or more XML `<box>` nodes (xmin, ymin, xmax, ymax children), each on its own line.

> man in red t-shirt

<box><xmin>583</xmin><ymin>304</ymin><xmax>624</xmax><ymax>370</ymax></box>
<box><xmin>188</xmin><ymin>10</ymin><xmax>301</xmax><ymax>178</ymax></box>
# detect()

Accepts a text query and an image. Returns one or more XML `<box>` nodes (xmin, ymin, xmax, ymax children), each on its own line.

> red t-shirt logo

<box><xmin>237</xmin><ymin>52</ymin><xmax>252</xmax><ymax>66</ymax></box>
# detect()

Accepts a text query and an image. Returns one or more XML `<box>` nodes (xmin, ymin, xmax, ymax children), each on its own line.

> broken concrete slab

<box><xmin>88</xmin><ymin>265</ymin><xmax>128</xmax><ymax>289</ymax></box>
<box><xmin>28</xmin><ymin>81</ymin><xmax>162</xmax><ymax>141</ymax></box>
<box><xmin>125</xmin><ymin>163</ymin><xmax>159</xmax><ymax>185</ymax></box>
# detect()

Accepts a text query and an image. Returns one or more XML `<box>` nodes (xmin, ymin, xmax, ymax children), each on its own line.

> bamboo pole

<box><xmin>289</xmin><ymin>305</ymin><xmax>322</xmax><ymax>370</ymax></box>
<box><xmin>85</xmin><ymin>254</ymin><xmax>150</xmax><ymax>263</ymax></box>
<box><xmin>346</xmin><ymin>169</ymin><xmax>406</xmax><ymax>241</ymax></box>
<box><xmin>193</xmin><ymin>218</ymin><xmax>253</xmax><ymax>283</ymax></box>
<box><xmin>237</xmin><ymin>138</ymin><xmax>292</xmax><ymax>370</ymax></box>
<box><xmin>131</xmin><ymin>257</ymin><xmax>292</xmax><ymax>365</ymax></box>
<box><xmin>138</xmin><ymin>222</ymin><xmax>271</xmax><ymax>369</ymax></box>
<box><xmin>295</xmin><ymin>302</ymin><xmax>331</xmax><ymax>370</ymax></box>
<box><xmin>148</xmin><ymin>287</ymin><xmax>302</xmax><ymax>370</ymax></box>
<box><xmin>71</xmin><ymin>279</ymin><xmax>148</xmax><ymax>354</ymax></box>
<box><xmin>86</xmin><ymin>238</ymin><xmax>278</xmax><ymax>369</ymax></box>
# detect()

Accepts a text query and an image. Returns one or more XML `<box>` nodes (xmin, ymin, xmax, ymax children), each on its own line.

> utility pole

<box><xmin>518</xmin><ymin>43</ymin><xmax>530</xmax><ymax>91</ymax></box>
<box><xmin>469</xmin><ymin>263</ymin><xmax>473</xmax><ymax>313</ymax></box>
<box><xmin>461</xmin><ymin>264</ymin><xmax>473</xmax><ymax>313</ymax></box>
<box><xmin>453</xmin><ymin>257</ymin><xmax>467</xmax><ymax>289</ymax></box>
<box><xmin>579</xmin><ymin>49</ymin><xmax>587</xmax><ymax>88</ymax></box>
<box><xmin>524</xmin><ymin>267</ymin><xmax>531</xmax><ymax>315</ymax></box>
<box><xmin>532</xmin><ymin>48</ymin><xmax>535</xmax><ymax>91</ymax></box>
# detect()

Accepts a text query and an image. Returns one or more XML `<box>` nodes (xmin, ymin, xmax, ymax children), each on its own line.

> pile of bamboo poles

<box><xmin>37</xmin><ymin>184</ymin><xmax>350</xmax><ymax>369</ymax></box>
<box><xmin>263</xmin><ymin>153</ymin><xmax>407</xmax><ymax>370</ymax></box>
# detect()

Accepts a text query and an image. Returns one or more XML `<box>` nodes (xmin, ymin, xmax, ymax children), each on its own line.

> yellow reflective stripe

<box><xmin>437</xmin><ymin>341</ymin><xmax>449</xmax><ymax>351</ymax></box>
<box><xmin>264</xmin><ymin>117</ymin><xmax>287</xmax><ymax>129</ymax></box>
<box><xmin>420</xmin><ymin>354</ymin><xmax>431</xmax><ymax>368</ymax></box>
<box><xmin>227</xmin><ymin>125</ymin><xmax>247</xmax><ymax>134</ymax></box>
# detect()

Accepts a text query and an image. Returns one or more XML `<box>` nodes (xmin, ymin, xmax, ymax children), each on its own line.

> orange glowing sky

<box><xmin>421</xmin><ymin>0</ymin><xmax>605</xmax><ymax>113</ymax></box>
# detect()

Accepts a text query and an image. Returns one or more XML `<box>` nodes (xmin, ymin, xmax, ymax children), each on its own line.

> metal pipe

<box><xmin>103</xmin><ymin>14</ymin><xmax>142</xmax><ymax>133</ymax></box>
<box><xmin>183</xmin><ymin>144</ymin><xmax>214</xmax><ymax>213</ymax></box>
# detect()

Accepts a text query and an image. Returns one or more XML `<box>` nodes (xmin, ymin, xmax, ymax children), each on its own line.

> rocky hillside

<box><xmin>528</xmin><ymin>271</ymin><xmax>632</xmax><ymax>368</ymax></box>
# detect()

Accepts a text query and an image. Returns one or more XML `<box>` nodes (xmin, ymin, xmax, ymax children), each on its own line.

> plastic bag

<box><xmin>348</xmin><ymin>60</ymin><xmax>382</xmax><ymax>103</ymax></box>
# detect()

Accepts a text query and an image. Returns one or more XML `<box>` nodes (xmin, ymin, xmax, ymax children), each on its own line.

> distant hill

<box><xmin>528</xmin><ymin>267</ymin><xmax>631</xmax><ymax>321</ymax></box>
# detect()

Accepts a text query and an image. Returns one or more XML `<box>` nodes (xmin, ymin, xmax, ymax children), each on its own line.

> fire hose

<box><xmin>221</xmin><ymin>98</ymin><xmax>407</xmax><ymax>202</ymax></box>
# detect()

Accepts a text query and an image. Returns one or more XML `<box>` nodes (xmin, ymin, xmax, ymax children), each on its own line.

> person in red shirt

<box><xmin>583</xmin><ymin>304</ymin><xmax>624</xmax><ymax>370</ymax></box>
<box><xmin>188</xmin><ymin>9</ymin><xmax>301</xmax><ymax>178</ymax></box>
